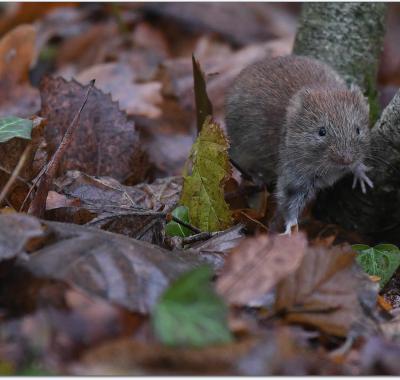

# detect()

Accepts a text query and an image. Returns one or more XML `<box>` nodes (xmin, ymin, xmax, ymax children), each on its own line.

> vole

<box><xmin>225</xmin><ymin>55</ymin><xmax>373</xmax><ymax>234</ymax></box>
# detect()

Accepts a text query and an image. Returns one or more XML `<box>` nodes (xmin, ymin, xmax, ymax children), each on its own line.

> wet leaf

<box><xmin>180</xmin><ymin>117</ymin><xmax>232</xmax><ymax>232</ymax></box>
<box><xmin>165</xmin><ymin>206</ymin><xmax>192</xmax><ymax>238</ymax></box>
<box><xmin>0</xmin><ymin>213</ymin><xmax>46</xmax><ymax>262</ymax></box>
<box><xmin>216</xmin><ymin>233</ymin><xmax>307</xmax><ymax>306</ymax></box>
<box><xmin>353</xmin><ymin>243</ymin><xmax>400</xmax><ymax>287</ymax></box>
<box><xmin>275</xmin><ymin>244</ymin><xmax>379</xmax><ymax>337</ymax></box>
<box><xmin>0</xmin><ymin>214</ymin><xmax>219</xmax><ymax>314</ymax></box>
<box><xmin>153</xmin><ymin>265</ymin><xmax>232</xmax><ymax>347</ymax></box>
<box><xmin>39</xmin><ymin>76</ymin><xmax>149</xmax><ymax>184</ymax></box>
<box><xmin>0</xmin><ymin>116</ymin><xmax>33</xmax><ymax>143</ymax></box>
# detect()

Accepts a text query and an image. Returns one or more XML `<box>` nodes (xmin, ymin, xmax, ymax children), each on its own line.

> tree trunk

<box><xmin>294</xmin><ymin>2</ymin><xmax>386</xmax><ymax>121</ymax></box>
<box><xmin>293</xmin><ymin>3</ymin><xmax>400</xmax><ymax>244</ymax></box>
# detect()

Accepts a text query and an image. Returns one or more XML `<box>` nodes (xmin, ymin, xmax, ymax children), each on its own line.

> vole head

<box><xmin>285</xmin><ymin>86</ymin><xmax>370</xmax><ymax>173</ymax></box>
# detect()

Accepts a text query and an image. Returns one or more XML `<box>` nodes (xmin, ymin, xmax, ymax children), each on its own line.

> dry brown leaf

<box><xmin>275</xmin><ymin>244</ymin><xmax>379</xmax><ymax>337</ymax></box>
<box><xmin>75</xmin><ymin>63</ymin><xmax>162</xmax><ymax>118</ymax></box>
<box><xmin>72</xmin><ymin>336</ymin><xmax>256</xmax><ymax>375</ymax></box>
<box><xmin>39</xmin><ymin>76</ymin><xmax>149</xmax><ymax>184</ymax></box>
<box><xmin>0</xmin><ymin>24</ymin><xmax>37</xmax><ymax>83</ymax></box>
<box><xmin>0</xmin><ymin>24</ymin><xmax>40</xmax><ymax>117</ymax></box>
<box><xmin>216</xmin><ymin>233</ymin><xmax>307</xmax><ymax>305</ymax></box>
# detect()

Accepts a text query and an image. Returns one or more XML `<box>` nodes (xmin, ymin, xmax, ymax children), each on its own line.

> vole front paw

<box><xmin>281</xmin><ymin>219</ymin><xmax>298</xmax><ymax>235</ymax></box>
<box><xmin>352</xmin><ymin>163</ymin><xmax>374</xmax><ymax>194</ymax></box>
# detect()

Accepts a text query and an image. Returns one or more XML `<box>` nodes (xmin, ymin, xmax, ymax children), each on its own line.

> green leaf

<box><xmin>353</xmin><ymin>243</ymin><xmax>400</xmax><ymax>287</ymax></box>
<box><xmin>180</xmin><ymin>117</ymin><xmax>232</xmax><ymax>232</ymax></box>
<box><xmin>192</xmin><ymin>54</ymin><xmax>213</xmax><ymax>133</ymax></box>
<box><xmin>152</xmin><ymin>265</ymin><xmax>233</xmax><ymax>348</ymax></box>
<box><xmin>165</xmin><ymin>206</ymin><xmax>192</xmax><ymax>237</ymax></box>
<box><xmin>0</xmin><ymin>116</ymin><xmax>33</xmax><ymax>143</ymax></box>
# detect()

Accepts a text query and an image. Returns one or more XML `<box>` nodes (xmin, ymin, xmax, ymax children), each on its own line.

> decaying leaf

<box><xmin>0</xmin><ymin>213</ymin><xmax>220</xmax><ymax>314</ymax></box>
<box><xmin>274</xmin><ymin>244</ymin><xmax>379</xmax><ymax>337</ymax></box>
<box><xmin>39</xmin><ymin>76</ymin><xmax>149</xmax><ymax>184</ymax></box>
<box><xmin>44</xmin><ymin>171</ymin><xmax>182</xmax><ymax>242</ymax></box>
<box><xmin>53</xmin><ymin>171</ymin><xmax>182</xmax><ymax>214</ymax></box>
<box><xmin>0</xmin><ymin>213</ymin><xmax>47</xmax><ymax>262</ymax></box>
<box><xmin>216</xmin><ymin>233</ymin><xmax>307</xmax><ymax>306</ymax></box>
<box><xmin>153</xmin><ymin>265</ymin><xmax>232</xmax><ymax>347</ymax></box>
<box><xmin>180</xmin><ymin>117</ymin><xmax>232</xmax><ymax>232</ymax></box>
<box><xmin>0</xmin><ymin>116</ymin><xmax>47</xmax><ymax>209</ymax></box>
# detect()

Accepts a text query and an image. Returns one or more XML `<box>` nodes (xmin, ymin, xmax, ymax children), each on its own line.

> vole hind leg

<box><xmin>276</xmin><ymin>180</ymin><xmax>312</xmax><ymax>235</ymax></box>
<box><xmin>282</xmin><ymin>218</ymin><xmax>298</xmax><ymax>235</ymax></box>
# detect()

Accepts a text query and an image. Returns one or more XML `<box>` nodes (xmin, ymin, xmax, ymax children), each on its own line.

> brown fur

<box><xmin>225</xmin><ymin>55</ymin><xmax>371</xmax><ymax>232</ymax></box>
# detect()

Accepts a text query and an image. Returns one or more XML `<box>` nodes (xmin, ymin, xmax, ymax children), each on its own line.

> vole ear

<box><xmin>286</xmin><ymin>88</ymin><xmax>313</xmax><ymax>122</ymax></box>
<box><xmin>350</xmin><ymin>83</ymin><xmax>369</xmax><ymax>113</ymax></box>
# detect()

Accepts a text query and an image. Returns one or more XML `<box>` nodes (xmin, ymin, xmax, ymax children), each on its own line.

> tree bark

<box><xmin>293</xmin><ymin>3</ymin><xmax>400</xmax><ymax>244</ymax></box>
<box><xmin>294</xmin><ymin>3</ymin><xmax>386</xmax><ymax>121</ymax></box>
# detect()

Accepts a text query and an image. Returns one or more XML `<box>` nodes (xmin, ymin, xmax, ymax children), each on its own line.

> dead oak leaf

<box><xmin>216</xmin><ymin>233</ymin><xmax>307</xmax><ymax>305</ymax></box>
<box><xmin>274</xmin><ymin>244</ymin><xmax>379</xmax><ymax>337</ymax></box>
<box><xmin>75</xmin><ymin>62</ymin><xmax>162</xmax><ymax>119</ymax></box>
<box><xmin>39</xmin><ymin>76</ymin><xmax>149</xmax><ymax>184</ymax></box>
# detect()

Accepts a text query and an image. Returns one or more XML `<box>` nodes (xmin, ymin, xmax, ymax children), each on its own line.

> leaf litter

<box><xmin>0</xmin><ymin>3</ymin><xmax>400</xmax><ymax>376</ymax></box>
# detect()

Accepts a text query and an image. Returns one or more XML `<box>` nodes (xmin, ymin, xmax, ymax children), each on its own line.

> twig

<box><xmin>0</xmin><ymin>144</ymin><xmax>32</xmax><ymax>206</ymax></box>
<box><xmin>182</xmin><ymin>231</ymin><xmax>215</xmax><ymax>245</ymax></box>
<box><xmin>28</xmin><ymin>80</ymin><xmax>95</xmax><ymax>217</ymax></box>
<box><xmin>170</xmin><ymin>214</ymin><xmax>202</xmax><ymax>234</ymax></box>
<box><xmin>0</xmin><ymin>164</ymin><xmax>32</xmax><ymax>188</ymax></box>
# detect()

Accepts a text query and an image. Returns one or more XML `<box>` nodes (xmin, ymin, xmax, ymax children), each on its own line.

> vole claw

<box><xmin>281</xmin><ymin>219</ymin><xmax>298</xmax><ymax>235</ymax></box>
<box><xmin>352</xmin><ymin>164</ymin><xmax>374</xmax><ymax>193</ymax></box>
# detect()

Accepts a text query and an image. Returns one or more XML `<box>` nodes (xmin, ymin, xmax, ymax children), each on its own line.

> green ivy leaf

<box><xmin>353</xmin><ymin>243</ymin><xmax>400</xmax><ymax>287</ymax></box>
<box><xmin>165</xmin><ymin>206</ymin><xmax>192</xmax><ymax>238</ymax></box>
<box><xmin>180</xmin><ymin>117</ymin><xmax>232</xmax><ymax>232</ymax></box>
<box><xmin>152</xmin><ymin>265</ymin><xmax>233</xmax><ymax>348</ymax></box>
<box><xmin>0</xmin><ymin>116</ymin><xmax>33</xmax><ymax>143</ymax></box>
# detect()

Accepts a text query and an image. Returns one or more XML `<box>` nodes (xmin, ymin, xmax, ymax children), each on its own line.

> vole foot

<box><xmin>281</xmin><ymin>219</ymin><xmax>298</xmax><ymax>235</ymax></box>
<box><xmin>352</xmin><ymin>164</ymin><xmax>374</xmax><ymax>194</ymax></box>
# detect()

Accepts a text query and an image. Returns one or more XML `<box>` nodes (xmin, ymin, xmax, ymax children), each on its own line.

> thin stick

<box><xmin>182</xmin><ymin>231</ymin><xmax>215</xmax><ymax>245</ymax></box>
<box><xmin>28</xmin><ymin>80</ymin><xmax>95</xmax><ymax>217</ymax></box>
<box><xmin>0</xmin><ymin>164</ymin><xmax>32</xmax><ymax>187</ymax></box>
<box><xmin>0</xmin><ymin>144</ymin><xmax>32</xmax><ymax>206</ymax></box>
<box><xmin>171</xmin><ymin>215</ymin><xmax>202</xmax><ymax>234</ymax></box>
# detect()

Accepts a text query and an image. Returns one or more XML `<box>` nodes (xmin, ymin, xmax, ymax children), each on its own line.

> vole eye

<box><xmin>356</xmin><ymin>127</ymin><xmax>360</xmax><ymax>135</ymax></box>
<box><xmin>318</xmin><ymin>127</ymin><xmax>326</xmax><ymax>137</ymax></box>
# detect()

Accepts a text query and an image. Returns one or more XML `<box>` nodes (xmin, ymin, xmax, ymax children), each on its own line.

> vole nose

<box><xmin>331</xmin><ymin>153</ymin><xmax>353</xmax><ymax>166</ymax></box>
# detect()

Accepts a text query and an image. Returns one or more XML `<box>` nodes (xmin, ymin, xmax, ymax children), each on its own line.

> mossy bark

<box><xmin>293</xmin><ymin>3</ymin><xmax>400</xmax><ymax>244</ymax></box>
<box><xmin>294</xmin><ymin>3</ymin><xmax>386</xmax><ymax>123</ymax></box>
